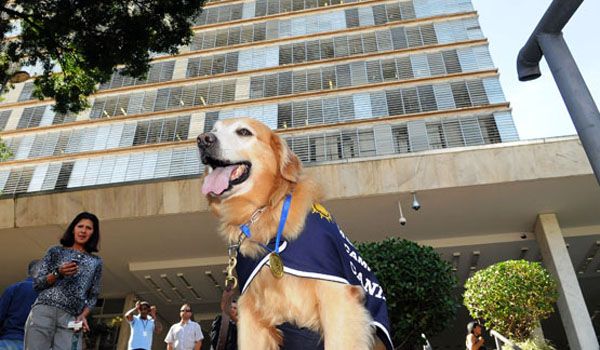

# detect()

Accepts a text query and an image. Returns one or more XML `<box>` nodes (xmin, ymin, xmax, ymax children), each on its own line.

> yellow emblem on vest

<box><xmin>312</xmin><ymin>203</ymin><xmax>333</xmax><ymax>222</ymax></box>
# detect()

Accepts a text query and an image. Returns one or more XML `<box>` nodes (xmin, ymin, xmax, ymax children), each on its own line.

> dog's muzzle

<box><xmin>197</xmin><ymin>132</ymin><xmax>219</xmax><ymax>163</ymax></box>
<box><xmin>197</xmin><ymin>132</ymin><xmax>216</xmax><ymax>150</ymax></box>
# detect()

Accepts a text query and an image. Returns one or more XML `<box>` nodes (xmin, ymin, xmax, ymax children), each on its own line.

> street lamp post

<box><xmin>517</xmin><ymin>0</ymin><xmax>600</xmax><ymax>186</ymax></box>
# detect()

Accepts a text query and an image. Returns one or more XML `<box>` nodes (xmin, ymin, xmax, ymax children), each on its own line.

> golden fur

<box><xmin>199</xmin><ymin>118</ymin><xmax>384</xmax><ymax>349</ymax></box>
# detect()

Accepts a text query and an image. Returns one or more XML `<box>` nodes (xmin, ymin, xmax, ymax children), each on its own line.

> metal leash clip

<box><xmin>224</xmin><ymin>233</ymin><xmax>244</xmax><ymax>290</ymax></box>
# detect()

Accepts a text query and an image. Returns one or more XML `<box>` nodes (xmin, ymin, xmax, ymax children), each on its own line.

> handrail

<box><xmin>490</xmin><ymin>330</ymin><xmax>521</xmax><ymax>350</ymax></box>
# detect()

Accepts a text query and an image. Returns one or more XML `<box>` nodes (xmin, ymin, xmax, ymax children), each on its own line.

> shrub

<box><xmin>356</xmin><ymin>237</ymin><xmax>458</xmax><ymax>349</ymax></box>
<box><xmin>463</xmin><ymin>260</ymin><xmax>558</xmax><ymax>342</ymax></box>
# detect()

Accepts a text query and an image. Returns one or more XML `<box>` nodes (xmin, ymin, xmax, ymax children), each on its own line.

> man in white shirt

<box><xmin>165</xmin><ymin>304</ymin><xmax>204</xmax><ymax>350</ymax></box>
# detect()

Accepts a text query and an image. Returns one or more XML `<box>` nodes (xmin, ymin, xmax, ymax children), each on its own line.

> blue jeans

<box><xmin>0</xmin><ymin>339</ymin><xmax>24</xmax><ymax>350</ymax></box>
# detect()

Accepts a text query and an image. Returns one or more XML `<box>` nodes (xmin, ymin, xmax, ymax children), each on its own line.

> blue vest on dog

<box><xmin>236</xmin><ymin>204</ymin><xmax>394</xmax><ymax>350</ymax></box>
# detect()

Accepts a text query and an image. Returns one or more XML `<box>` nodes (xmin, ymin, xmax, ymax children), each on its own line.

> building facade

<box><xmin>0</xmin><ymin>0</ymin><xmax>598</xmax><ymax>349</ymax></box>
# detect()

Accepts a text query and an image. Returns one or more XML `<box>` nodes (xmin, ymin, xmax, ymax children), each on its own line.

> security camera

<box><xmin>411</xmin><ymin>192</ymin><xmax>421</xmax><ymax>211</ymax></box>
<box><xmin>411</xmin><ymin>201</ymin><xmax>421</xmax><ymax>211</ymax></box>
<box><xmin>399</xmin><ymin>217</ymin><xmax>407</xmax><ymax>226</ymax></box>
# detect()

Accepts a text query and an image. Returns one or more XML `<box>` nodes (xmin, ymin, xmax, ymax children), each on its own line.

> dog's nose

<box><xmin>197</xmin><ymin>132</ymin><xmax>216</xmax><ymax>149</ymax></box>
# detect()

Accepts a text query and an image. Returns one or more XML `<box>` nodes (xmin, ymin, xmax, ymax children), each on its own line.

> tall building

<box><xmin>0</xmin><ymin>0</ymin><xmax>598</xmax><ymax>349</ymax></box>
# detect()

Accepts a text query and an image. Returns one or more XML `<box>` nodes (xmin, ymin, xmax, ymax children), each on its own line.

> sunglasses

<box><xmin>180</xmin><ymin>309</ymin><xmax>192</xmax><ymax>312</ymax></box>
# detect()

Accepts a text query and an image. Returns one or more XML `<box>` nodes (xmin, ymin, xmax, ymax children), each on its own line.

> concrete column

<box><xmin>534</xmin><ymin>214</ymin><xmax>599</xmax><ymax>350</ymax></box>
<box><xmin>116</xmin><ymin>293</ymin><xmax>136</xmax><ymax>350</ymax></box>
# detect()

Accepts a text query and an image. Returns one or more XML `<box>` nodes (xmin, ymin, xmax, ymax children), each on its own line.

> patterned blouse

<box><xmin>33</xmin><ymin>245</ymin><xmax>103</xmax><ymax>316</ymax></box>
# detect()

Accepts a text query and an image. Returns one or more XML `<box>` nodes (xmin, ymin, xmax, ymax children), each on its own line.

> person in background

<box><xmin>209</xmin><ymin>299</ymin><xmax>237</xmax><ymax>350</ymax></box>
<box><xmin>466</xmin><ymin>321</ymin><xmax>486</xmax><ymax>350</ymax></box>
<box><xmin>24</xmin><ymin>212</ymin><xmax>103</xmax><ymax>350</ymax></box>
<box><xmin>165</xmin><ymin>304</ymin><xmax>203</xmax><ymax>350</ymax></box>
<box><xmin>0</xmin><ymin>260</ymin><xmax>39</xmax><ymax>350</ymax></box>
<box><xmin>124</xmin><ymin>300</ymin><xmax>163</xmax><ymax>350</ymax></box>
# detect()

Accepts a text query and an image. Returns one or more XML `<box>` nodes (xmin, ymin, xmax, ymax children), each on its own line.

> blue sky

<box><xmin>472</xmin><ymin>0</ymin><xmax>600</xmax><ymax>140</ymax></box>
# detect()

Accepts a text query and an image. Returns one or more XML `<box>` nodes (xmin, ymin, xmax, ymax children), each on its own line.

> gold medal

<box><xmin>269</xmin><ymin>253</ymin><xmax>284</xmax><ymax>279</ymax></box>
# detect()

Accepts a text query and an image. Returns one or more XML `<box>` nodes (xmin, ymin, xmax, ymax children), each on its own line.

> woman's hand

<box><xmin>76</xmin><ymin>313</ymin><xmax>90</xmax><ymax>332</ymax></box>
<box><xmin>59</xmin><ymin>262</ymin><xmax>79</xmax><ymax>277</ymax></box>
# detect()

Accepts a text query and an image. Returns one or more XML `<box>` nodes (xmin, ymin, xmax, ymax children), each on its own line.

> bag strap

<box><xmin>216</xmin><ymin>285</ymin><xmax>235</xmax><ymax>350</ymax></box>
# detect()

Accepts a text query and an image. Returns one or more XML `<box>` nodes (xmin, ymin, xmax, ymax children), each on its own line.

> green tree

<box><xmin>356</xmin><ymin>237</ymin><xmax>458</xmax><ymax>350</ymax></box>
<box><xmin>463</xmin><ymin>260</ymin><xmax>558</xmax><ymax>342</ymax></box>
<box><xmin>0</xmin><ymin>0</ymin><xmax>204</xmax><ymax>114</ymax></box>
<box><xmin>0</xmin><ymin>137</ymin><xmax>10</xmax><ymax>161</ymax></box>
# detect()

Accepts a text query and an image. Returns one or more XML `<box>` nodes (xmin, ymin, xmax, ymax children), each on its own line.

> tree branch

<box><xmin>0</xmin><ymin>6</ymin><xmax>43</xmax><ymax>32</ymax></box>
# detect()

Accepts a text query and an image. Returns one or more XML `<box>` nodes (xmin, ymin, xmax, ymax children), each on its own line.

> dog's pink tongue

<box><xmin>202</xmin><ymin>166</ymin><xmax>237</xmax><ymax>195</ymax></box>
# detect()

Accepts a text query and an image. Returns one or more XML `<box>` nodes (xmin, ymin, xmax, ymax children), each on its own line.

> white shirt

<box><xmin>164</xmin><ymin>320</ymin><xmax>204</xmax><ymax>350</ymax></box>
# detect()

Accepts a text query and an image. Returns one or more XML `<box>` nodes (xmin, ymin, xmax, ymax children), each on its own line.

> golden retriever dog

<box><xmin>197</xmin><ymin>117</ymin><xmax>392</xmax><ymax>350</ymax></box>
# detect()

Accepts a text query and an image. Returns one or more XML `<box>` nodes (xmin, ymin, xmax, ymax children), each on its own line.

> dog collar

<box><xmin>240</xmin><ymin>194</ymin><xmax>292</xmax><ymax>256</ymax></box>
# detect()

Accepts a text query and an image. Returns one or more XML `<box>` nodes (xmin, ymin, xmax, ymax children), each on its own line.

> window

<box><xmin>225</xmin><ymin>52</ymin><xmax>239</xmax><ymax>73</ymax></box>
<box><xmin>17</xmin><ymin>106</ymin><xmax>45</xmax><ymax>129</ymax></box>
<box><xmin>417</xmin><ymin>85</ymin><xmax>437</xmax><ymax>112</ymax></box>
<box><xmin>357</xmin><ymin>129</ymin><xmax>376</xmax><ymax>157</ymax></box>
<box><xmin>426</xmin><ymin>123</ymin><xmax>445</xmax><ymax>149</ymax></box>
<box><xmin>345</xmin><ymin>9</ymin><xmax>359</xmax><ymax>28</ymax></box>
<box><xmin>278</xmin><ymin>72</ymin><xmax>293</xmax><ymax>95</ymax></box>
<box><xmin>292</xmin><ymin>42</ymin><xmax>306</xmax><ymax>63</ymax></box>
<box><xmin>306</xmin><ymin>40</ymin><xmax>321</xmax><ymax>61</ymax></box>
<box><xmin>250</xmin><ymin>76</ymin><xmax>265</xmax><ymax>99</ymax></box>
<box><xmin>333</xmin><ymin>36</ymin><xmax>349</xmax><ymax>57</ymax></box>
<box><xmin>307</xmin><ymin>99</ymin><xmax>323</xmax><ymax>125</ymax></box>
<box><xmin>321</xmin><ymin>66</ymin><xmax>336</xmax><ymax>90</ymax></box>
<box><xmin>204</xmin><ymin>111</ymin><xmax>220</xmax><ymax>132</ymax></box>
<box><xmin>390</xmin><ymin>27</ymin><xmax>408</xmax><ymax>50</ymax></box>
<box><xmin>451</xmin><ymin>82</ymin><xmax>472</xmax><ymax>108</ymax></box>
<box><xmin>265</xmin><ymin>74</ymin><xmax>279</xmax><ymax>97</ymax></box>
<box><xmin>320</xmin><ymin>39</ymin><xmax>334</xmax><ymax>59</ymax></box>
<box><xmin>381</xmin><ymin>59</ymin><xmax>398</xmax><ymax>81</ymax></box>
<box><xmin>478</xmin><ymin>115</ymin><xmax>501</xmax><ymax>144</ymax></box>
<box><xmin>466</xmin><ymin>80</ymin><xmax>489</xmax><ymax>106</ymax></box>
<box><xmin>0</xmin><ymin>110</ymin><xmax>12</xmax><ymax>131</ymax></box>
<box><xmin>442</xmin><ymin>50</ymin><xmax>462</xmax><ymax>74</ymax></box>
<box><xmin>366</xmin><ymin>61</ymin><xmax>383</xmax><ymax>83</ymax></box>
<box><xmin>277</xmin><ymin>103</ymin><xmax>292</xmax><ymax>129</ymax></box>
<box><xmin>292</xmin><ymin>101</ymin><xmax>308</xmax><ymax>127</ymax></box>
<box><xmin>392</xmin><ymin>125</ymin><xmax>409</xmax><ymax>153</ymax></box>
<box><xmin>386</xmin><ymin>89</ymin><xmax>404</xmax><ymax>116</ymax></box>
<box><xmin>18</xmin><ymin>82</ymin><xmax>35</xmax><ymax>102</ymax></box>
<box><xmin>348</xmin><ymin>34</ymin><xmax>363</xmax><ymax>55</ymax></box>
<box><xmin>292</xmin><ymin>71</ymin><xmax>307</xmax><ymax>94</ymax></box>
<box><xmin>406</xmin><ymin>27</ymin><xmax>423</xmax><ymax>47</ymax></box>
<box><xmin>402</xmin><ymin>88</ymin><xmax>421</xmax><ymax>114</ymax></box>
<box><xmin>307</xmin><ymin>69</ymin><xmax>321</xmax><ymax>91</ymax></box>
<box><xmin>372</xmin><ymin>5</ymin><xmax>387</xmax><ymax>25</ymax></box>
<box><xmin>420</xmin><ymin>24</ymin><xmax>438</xmax><ymax>46</ymax></box>
<box><xmin>280</xmin><ymin>44</ymin><xmax>293</xmax><ymax>65</ymax></box>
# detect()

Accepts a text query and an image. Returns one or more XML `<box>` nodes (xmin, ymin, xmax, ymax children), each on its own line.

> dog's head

<box><xmin>197</xmin><ymin>118</ymin><xmax>301</xmax><ymax>205</ymax></box>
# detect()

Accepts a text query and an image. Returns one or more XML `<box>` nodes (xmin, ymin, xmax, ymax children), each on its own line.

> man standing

<box><xmin>209</xmin><ymin>299</ymin><xmax>237</xmax><ymax>350</ymax></box>
<box><xmin>165</xmin><ymin>304</ymin><xmax>203</xmax><ymax>350</ymax></box>
<box><xmin>125</xmin><ymin>301</ymin><xmax>163</xmax><ymax>350</ymax></box>
<box><xmin>0</xmin><ymin>260</ymin><xmax>38</xmax><ymax>350</ymax></box>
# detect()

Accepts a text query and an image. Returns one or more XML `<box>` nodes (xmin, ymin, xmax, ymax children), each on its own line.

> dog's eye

<box><xmin>236</xmin><ymin>128</ymin><xmax>253</xmax><ymax>137</ymax></box>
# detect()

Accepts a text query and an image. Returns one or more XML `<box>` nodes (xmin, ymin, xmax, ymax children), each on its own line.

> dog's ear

<box><xmin>271</xmin><ymin>132</ymin><xmax>301</xmax><ymax>183</ymax></box>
